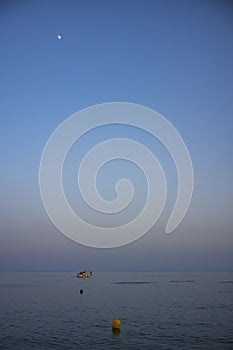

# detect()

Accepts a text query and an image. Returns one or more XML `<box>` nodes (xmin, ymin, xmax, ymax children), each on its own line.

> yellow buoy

<box><xmin>112</xmin><ymin>319</ymin><xmax>121</xmax><ymax>330</ymax></box>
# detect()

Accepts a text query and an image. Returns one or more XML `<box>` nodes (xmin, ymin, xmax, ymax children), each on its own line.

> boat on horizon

<box><xmin>77</xmin><ymin>270</ymin><xmax>92</xmax><ymax>278</ymax></box>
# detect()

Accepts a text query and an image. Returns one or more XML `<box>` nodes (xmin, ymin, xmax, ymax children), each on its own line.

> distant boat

<box><xmin>77</xmin><ymin>271</ymin><xmax>92</xmax><ymax>278</ymax></box>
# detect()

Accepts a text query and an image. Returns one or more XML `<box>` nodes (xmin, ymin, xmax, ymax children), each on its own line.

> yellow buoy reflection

<box><xmin>112</xmin><ymin>328</ymin><xmax>121</xmax><ymax>336</ymax></box>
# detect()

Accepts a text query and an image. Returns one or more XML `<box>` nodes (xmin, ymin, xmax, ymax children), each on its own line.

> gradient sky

<box><xmin>1</xmin><ymin>0</ymin><xmax>233</xmax><ymax>271</ymax></box>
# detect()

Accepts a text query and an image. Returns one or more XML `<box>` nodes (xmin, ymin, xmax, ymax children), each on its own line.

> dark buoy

<box><xmin>80</xmin><ymin>288</ymin><xmax>84</xmax><ymax>294</ymax></box>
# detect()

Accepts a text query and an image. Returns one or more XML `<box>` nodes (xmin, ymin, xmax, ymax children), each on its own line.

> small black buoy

<box><xmin>80</xmin><ymin>288</ymin><xmax>84</xmax><ymax>294</ymax></box>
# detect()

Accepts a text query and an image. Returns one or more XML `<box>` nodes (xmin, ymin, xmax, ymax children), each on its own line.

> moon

<box><xmin>57</xmin><ymin>35</ymin><xmax>62</xmax><ymax>40</ymax></box>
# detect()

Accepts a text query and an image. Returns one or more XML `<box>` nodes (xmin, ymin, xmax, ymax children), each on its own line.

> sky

<box><xmin>0</xmin><ymin>0</ymin><xmax>233</xmax><ymax>271</ymax></box>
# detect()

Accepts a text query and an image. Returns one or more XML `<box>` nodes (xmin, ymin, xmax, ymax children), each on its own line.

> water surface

<box><xmin>0</xmin><ymin>272</ymin><xmax>232</xmax><ymax>349</ymax></box>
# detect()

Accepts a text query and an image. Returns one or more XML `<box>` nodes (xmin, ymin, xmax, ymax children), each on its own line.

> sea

<box><xmin>0</xmin><ymin>272</ymin><xmax>232</xmax><ymax>349</ymax></box>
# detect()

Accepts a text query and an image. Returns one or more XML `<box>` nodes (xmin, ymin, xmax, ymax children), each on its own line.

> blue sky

<box><xmin>0</xmin><ymin>0</ymin><xmax>233</xmax><ymax>271</ymax></box>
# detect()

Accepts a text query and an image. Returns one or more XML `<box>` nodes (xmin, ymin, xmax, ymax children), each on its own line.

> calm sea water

<box><xmin>0</xmin><ymin>272</ymin><xmax>232</xmax><ymax>349</ymax></box>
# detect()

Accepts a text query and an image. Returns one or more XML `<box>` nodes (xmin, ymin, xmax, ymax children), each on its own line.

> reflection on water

<box><xmin>112</xmin><ymin>328</ymin><xmax>121</xmax><ymax>337</ymax></box>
